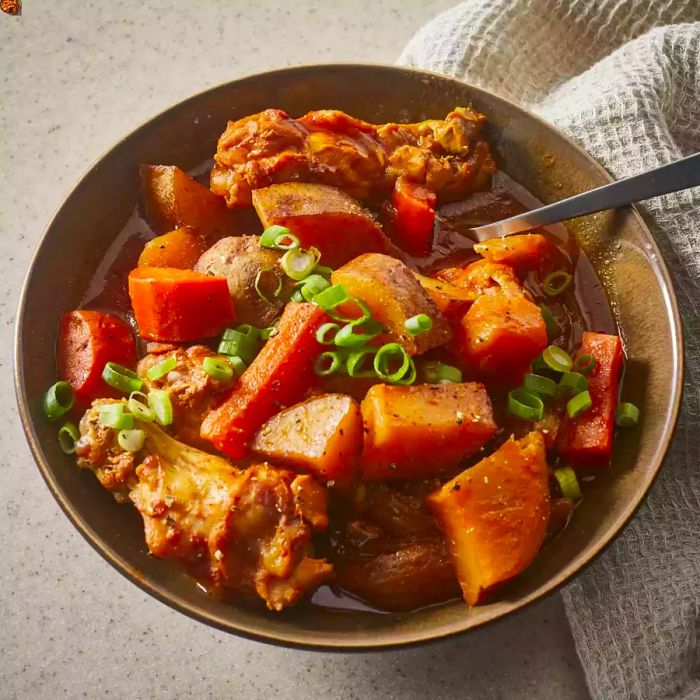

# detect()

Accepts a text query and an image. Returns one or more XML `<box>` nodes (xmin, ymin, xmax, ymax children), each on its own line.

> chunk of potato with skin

<box><xmin>250</xmin><ymin>394</ymin><xmax>362</xmax><ymax>484</ymax></box>
<box><xmin>413</xmin><ymin>272</ymin><xmax>473</xmax><ymax>321</ymax></box>
<box><xmin>140</xmin><ymin>165</ymin><xmax>236</xmax><ymax>237</ymax></box>
<box><xmin>332</xmin><ymin>253</ymin><xmax>452</xmax><ymax>356</ymax></box>
<box><xmin>195</xmin><ymin>235</ymin><xmax>295</xmax><ymax>326</ymax></box>
<box><xmin>428</xmin><ymin>432</ymin><xmax>550</xmax><ymax>606</ymax></box>
<box><xmin>360</xmin><ymin>383</ymin><xmax>497</xmax><ymax>480</ymax></box>
<box><xmin>138</xmin><ymin>227</ymin><xmax>209</xmax><ymax>269</ymax></box>
<box><xmin>252</xmin><ymin>183</ymin><xmax>395</xmax><ymax>268</ymax></box>
<box><xmin>334</xmin><ymin>538</ymin><xmax>461</xmax><ymax>612</ymax></box>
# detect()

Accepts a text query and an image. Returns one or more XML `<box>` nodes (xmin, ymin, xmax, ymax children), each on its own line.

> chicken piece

<box><xmin>137</xmin><ymin>346</ymin><xmax>232</xmax><ymax>449</ymax></box>
<box><xmin>211</xmin><ymin>107</ymin><xmax>496</xmax><ymax>207</ymax></box>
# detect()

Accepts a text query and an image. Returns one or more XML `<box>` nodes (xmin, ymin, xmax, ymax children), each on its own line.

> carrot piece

<box><xmin>460</xmin><ymin>291</ymin><xmax>548</xmax><ymax>377</ymax></box>
<box><xmin>58</xmin><ymin>310</ymin><xmax>136</xmax><ymax>400</ymax></box>
<box><xmin>360</xmin><ymin>383</ymin><xmax>497</xmax><ymax>480</ymax></box>
<box><xmin>413</xmin><ymin>272</ymin><xmax>474</xmax><ymax>321</ymax></box>
<box><xmin>473</xmin><ymin>233</ymin><xmax>555</xmax><ymax>271</ymax></box>
<box><xmin>557</xmin><ymin>332</ymin><xmax>624</xmax><ymax>467</ymax></box>
<box><xmin>137</xmin><ymin>227</ymin><xmax>209</xmax><ymax>269</ymax></box>
<box><xmin>128</xmin><ymin>267</ymin><xmax>235</xmax><ymax>342</ymax></box>
<box><xmin>437</xmin><ymin>259</ymin><xmax>522</xmax><ymax>298</ymax></box>
<box><xmin>201</xmin><ymin>302</ymin><xmax>327</xmax><ymax>458</ymax></box>
<box><xmin>428</xmin><ymin>432</ymin><xmax>550</xmax><ymax>605</ymax></box>
<box><xmin>391</xmin><ymin>177</ymin><xmax>437</xmax><ymax>257</ymax></box>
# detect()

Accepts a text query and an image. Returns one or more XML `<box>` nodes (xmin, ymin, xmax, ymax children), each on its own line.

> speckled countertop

<box><xmin>0</xmin><ymin>2</ymin><xmax>589</xmax><ymax>698</ymax></box>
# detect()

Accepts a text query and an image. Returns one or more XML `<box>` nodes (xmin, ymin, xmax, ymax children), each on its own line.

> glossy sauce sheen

<box><xmin>80</xmin><ymin>165</ymin><xmax>615</xmax><ymax>614</ymax></box>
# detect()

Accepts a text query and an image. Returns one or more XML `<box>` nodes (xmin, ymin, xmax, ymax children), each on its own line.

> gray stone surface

<box><xmin>0</xmin><ymin>1</ymin><xmax>589</xmax><ymax>697</ymax></box>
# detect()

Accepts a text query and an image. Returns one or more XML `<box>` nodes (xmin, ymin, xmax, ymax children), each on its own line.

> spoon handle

<box><xmin>471</xmin><ymin>152</ymin><xmax>700</xmax><ymax>241</ymax></box>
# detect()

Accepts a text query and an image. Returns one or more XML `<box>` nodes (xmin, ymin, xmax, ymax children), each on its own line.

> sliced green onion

<box><xmin>260</xmin><ymin>324</ymin><xmax>278</xmax><ymax>341</ymax></box>
<box><xmin>290</xmin><ymin>288</ymin><xmax>304</xmax><ymax>302</ymax></box>
<box><xmin>254</xmin><ymin>267</ymin><xmax>283</xmax><ymax>305</ymax></box>
<box><xmin>314</xmin><ymin>265</ymin><xmax>334</xmax><ymax>278</ymax></box>
<box><xmin>218</xmin><ymin>330</ymin><xmax>258</xmax><ymax>363</ymax></box>
<box><xmin>575</xmin><ymin>354</ymin><xmax>597</xmax><ymax>375</ymax></box>
<box><xmin>523</xmin><ymin>373</ymin><xmax>558</xmax><ymax>398</ymax></box>
<box><xmin>146</xmin><ymin>355</ymin><xmax>176</xmax><ymax>381</ymax></box>
<box><xmin>566</xmin><ymin>390</ymin><xmax>592</xmax><ymax>418</ymax></box>
<box><xmin>127</xmin><ymin>391</ymin><xmax>155</xmax><ymax>422</ymax></box>
<box><xmin>57</xmin><ymin>422</ymin><xmax>80</xmax><ymax>454</ymax></box>
<box><xmin>374</xmin><ymin>343</ymin><xmax>411</xmax><ymax>383</ymax></box>
<box><xmin>117</xmin><ymin>429</ymin><xmax>145</xmax><ymax>453</ymax></box>
<box><xmin>259</xmin><ymin>225</ymin><xmax>298</xmax><ymax>250</ymax></box>
<box><xmin>616</xmin><ymin>402</ymin><xmax>640</xmax><ymax>427</ymax></box>
<box><xmin>281</xmin><ymin>247</ymin><xmax>320</xmax><ymax>281</ymax></box>
<box><xmin>43</xmin><ymin>381</ymin><xmax>75</xmax><ymax>421</ymax></box>
<box><xmin>395</xmin><ymin>357</ymin><xmax>417</xmax><ymax>385</ymax></box>
<box><xmin>233</xmin><ymin>324</ymin><xmax>261</xmax><ymax>342</ymax></box>
<box><xmin>508</xmin><ymin>388</ymin><xmax>544</xmax><ymax>421</ymax></box>
<box><xmin>404</xmin><ymin>314</ymin><xmax>433</xmax><ymax>336</ymax></box>
<box><xmin>554</xmin><ymin>466</ymin><xmax>581</xmax><ymax>500</ymax></box>
<box><xmin>346</xmin><ymin>347</ymin><xmax>377</xmax><ymax>378</ymax></box>
<box><xmin>334</xmin><ymin>319</ymin><xmax>383</xmax><ymax>348</ymax></box>
<box><xmin>227</xmin><ymin>356</ymin><xmax>247</xmax><ymax>377</ymax></box>
<box><xmin>102</xmin><ymin>362</ymin><xmax>143</xmax><ymax>393</ymax></box>
<box><xmin>98</xmin><ymin>403</ymin><xmax>135</xmax><ymax>430</ymax></box>
<box><xmin>148</xmin><ymin>390</ymin><xmax>173</xmax><ymax>426</ymax></box>
<box><xmin>314</xmin><ymin>351</ymin><xmax>343</xmax><ymax>376</ymax></box>
<box><xmin>312</xmin><ymin>284</ymin><xmax>348</xmax><ymax>312</ymax></box>
<box><xmin>300</xmin><ymin>274</ymin><xmax>331</xmax><ymax>301</ymax></box>
<box><xmin>543</xmin><ymin>270</ymin><xmax>573</xmax><ymax>297</ymax></box>
<box><xmin>540</xmin><ymin>304</ymin><xmax>559</xmax><ymax>339</ymax></box>
<box><xmin>316</xmin><ymin>322</ymin><xmax>341</xmax><ymax>345</ymax></box>
<box><xmin>558</xmin><ymin>372</ymin><xmax>589</xmax><ymax>397</ymax></box>
<box><xmin>542</xmin><ymin>345</ymin><xmax>573</xmax><ymax>373</ymax></box>
<box><xmin>203</xmin><ymin>356</ymin><xmax>234</xmax><ymax>382</ymax></box>
<box><xmin>422</xmin><ymin>361</ymin><xmax>462</xmax><ymax>384</ymax></box>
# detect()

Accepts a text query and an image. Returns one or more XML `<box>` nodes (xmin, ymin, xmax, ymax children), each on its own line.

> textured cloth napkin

<box><xmin>398</xmin><ymin>3</ymin><xmax>700</xmax><ymax>698</ymax></box>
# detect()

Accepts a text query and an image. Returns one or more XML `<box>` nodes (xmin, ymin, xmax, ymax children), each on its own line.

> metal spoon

<box><xmin>469</xmin><ymin>152</ymin><xmax>700</xmax><ymax>242</ymax></box>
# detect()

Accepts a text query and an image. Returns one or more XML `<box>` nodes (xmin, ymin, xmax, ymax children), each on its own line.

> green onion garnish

<box><xmin>43</xmin><ymin>381</ymin><xmax>75</xmax><ymax>421</ymax></box>
<box><xmin>374</xmin><ymin>343</ymin><xmax>411</xmax><ymax>383</ymax></box>
<box><xmin>542</xmin><ymin>345</ymin><xmax>573</xmax><ymax>373</ymax></box>
<box><xmin>127</xmin><ymin>392</ymin><xmax>155</xmax><ymax>422</ymax></box>
<box><xmin>218</xmin><ymin>330</ymin><xmax>258</xmax><ymax>363</ymax></box>
<box><xmin>281</xmin><ymin>247</ymin><xmax>320</xmax><ymax>281</ymax></box>
<box><xmin>566</xmin><ymin>390</ymin><xmax>592</xmax><ymax>418</ymax></box>
<box><xmin>616</xmin><ymin>402</ymin><xmax>639</xmax><ymax>427</ymax></box>
<box><xmin>553</xmin><ymin>466</ymin><xmax>581</xmax><ymax>500</ymax></box>
<box><xmin>117</xmin><ymin>429</ymin><xmax>145</xmax><ymax>453</ymax></box>
<box><xmin>148</xmin><ymin>390</ymin><xmax>173</xmax><ymax>426</ymax></box>
<box><xmin>260</xmin><ymin>324</ymin><xmax>278</xmax><ymax>341</ymax></box>
<box><xmin>254</xmin><ymin>267</ymin><xmax>283</xmax><ymax>305</ymax></box>
<box><xmin>227</xmin><ymin>356</ymin><xmax>247</xmax><ymax>377</ymax></box>
<box><xmin>543</xmin><ymin>270</ymin><xmax>573</xmax><ymax>297</ymax></box>
<box><xmin>290</xmin><ymin>289</ymin><xmax>304</xmax><ymax>302</ymax></box>
<box><xmin>539</xmin><ymin>304</ymin><xmax>559</xmax><ymax>339</ymax></box>
<box><xmin>346</xmin><ymin>347</ymin><xmax>377</xmax><ymax>378</ymax></box>
<box><xmin>300</xmin><ymin>274</ymin><xmax>332</xmax><ymax>301</ymax></box>
<box><xmin>312</xmin><ymin>284</ymin><xmax>348</xmax><ymax>311</ymax></box>
<box><xmin>314</xmin><ymin>265</ymin><xmax>334</xmax><ymax>278</ymax></box>
<box><xmin>422</xmin><ymin>361</ymin><xmax>462</xmax><ymax>384</ymax></box>
<box><xmin>102</xmin><ymin>362</ymin><xmax>143</xmax><ymax>393</ymax></box>
<box><xmin>334</xmin><ymin>319</ymin><xmax>384</xmax><ymax>348</ymax></box>
<box><xmin>575</xmin><ymin>354</ymin><xmax>597</xmax><ymax>375</ymax></box>
<box><xmin>98</xmin><ymin>403</ymin><xmax>135</xmax><ymax>430</ymax></box>
<box><xmin>259</xmin><ymin>225</ymin><xmax>299</xmax><ymax>250</ymax></box>
<box><xmin>404</xmin><ymin>314</ymin><xmax>433</xmax><ymax>336</ymax></box>
<box><xmin>57</xmin><ymin>422</ymin><xmax>80</xmax><ymax>454</ymax></box>
<box><xmin>395</xmin><ymin>357</ymin><xmax>417</xmax><ymax>385</ymax></box>
<box><xmin>558</xmin><ymin>371</ymin><xmax>589</xmax><ymax>396</ymax></box>
<box><xmin>314</xmin><ymin>351</ymin><xmax>343</xmax><ymax>376</ymax></box>
<box><xmin>146</xmin><ymin>355</ymin><xmax>177</xmax><ymax>381</ymax></box>
<box><xmin>316</xmin><ymin>322</ymin><xmax>341</xmax><ymax>345</ymax></box>
<box><xmin>523</xmin><ymin>373</ymin><xmax>558</xmax><ymax>398</ymax></box>
<box><xmin>508</xmin><ymin>388</ymin><xmax>544</xmax><ymax>421</ymax></box>
<box><xmin>233</xmin><ymin>324</ymin><xmax>261</xmax><ymax>342</ymax></box>
<box><xmin>203</xmin><ymin>356</ymin><xmax>234</xmax><ymax>382</ymax></box>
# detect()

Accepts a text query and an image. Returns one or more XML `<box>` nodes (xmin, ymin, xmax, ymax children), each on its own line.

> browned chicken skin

<box><xmin>211</xmin><ymin>107</ymin><xmax>496</xmax><ymax>207</ymax></box>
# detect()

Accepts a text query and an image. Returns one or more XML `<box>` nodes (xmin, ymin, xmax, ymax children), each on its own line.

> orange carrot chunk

<box><xmin>137</xmin><ymin>227</ymin><xmax>209</xmax><ymax>270</ymax></box>
<box><xmin>58</xmin><ymin>310</ymin><xmax>136</xmax><ymax>400</ymax></box>
<box><xmin>557</xmin><ymin>332</ymin><xmax>624</xmax><ymax>467</ymax></box>
<box><xmin>428</xmin><ymin>431</ymin><xmax>550</xmax><ymax>605</ymax></box>
<box><xmin>392</xmin><ymin>177</ymin><xmax>437</xmax><ymax>257</ymax></box>
<box><xmin>473</xmin><ymin>233</ymin><xmax>555</xmax><ymax>271</ymax></box>
<box><xmin>201</xmin><ymin>302</ymin><xmax>327</xmax><ymax>459</ymax></box>
<box><xmin>128</xmin><ymin>267</ymin><xmax>235</xmax><ymax>342</ymax></box>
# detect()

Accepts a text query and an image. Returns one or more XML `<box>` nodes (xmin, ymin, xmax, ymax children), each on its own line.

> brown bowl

<box><xmin>14</xmin><ymin>64</ymin><xmax>683</xmax><ymax>649</ymax></box>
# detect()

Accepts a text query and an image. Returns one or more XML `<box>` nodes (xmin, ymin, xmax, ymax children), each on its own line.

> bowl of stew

<box><xmin>15</xmin><ymin>64</ymin><xmax>682</xmax><ymax>649</ymax></box>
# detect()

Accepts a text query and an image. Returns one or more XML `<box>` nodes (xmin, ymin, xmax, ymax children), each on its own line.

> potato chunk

<box><xmin>413</xmin><ymin>272</ymin><xmax>473</xmax><ymax>321</ymax></box>
<box><xmin>138</xmin><ymin>227</ymin><xmax>209</xmax><ymax>269</ymax></box>
<box><xmin>250</xmin><ymin>394</ymin><xmax>362</xmax><ymax>484</ymax></box>
<box><xmin>140</xmin><ymin>165</ymin><xmax>235</xmax><ymax>238</ymax></box>
<box><xmin>360</xmin><ymin>383</ymin><xmax>496</xmax><ymax>480</ymax></box>
<box><xmin>332</xmin><ymin>253</ymin><xmax>451</xmax><ymax>356</ymax></box>
<box><xmin>428</xmin><ymin>432</ymin><xmax>550</xmax><ymax>605</ymax></box>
